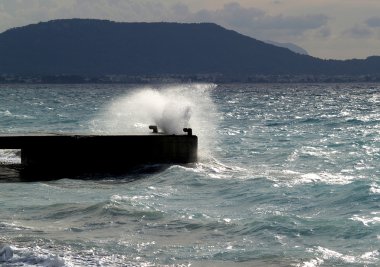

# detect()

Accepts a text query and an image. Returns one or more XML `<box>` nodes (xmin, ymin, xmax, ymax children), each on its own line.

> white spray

<box><xmin>90</xmin><ymin>84</ymin><xmax>218</xmax><ymax>159</ymax></box>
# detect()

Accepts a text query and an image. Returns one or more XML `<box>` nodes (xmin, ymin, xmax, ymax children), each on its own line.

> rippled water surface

<box><xmin>0</xmin><ymin>83</ymin><xmax>379</xmax><ymax>266</ymax></box>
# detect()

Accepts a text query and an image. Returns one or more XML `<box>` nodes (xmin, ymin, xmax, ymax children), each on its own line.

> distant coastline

<box><xmin>2</xmin><ymin>73</ymin><xmax>380</xmax><ymax>84</ymax></box>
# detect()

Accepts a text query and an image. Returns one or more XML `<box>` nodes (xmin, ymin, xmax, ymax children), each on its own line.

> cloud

<box><xmin>170</xmin><ymin>3</ymin><xmax>190</xmax><ymax>18</ymax></box>
<box><xmin>0</xmin><ymin>0</ymin><xmax>169</xmax><ymax>32</ymax></box>
<box><xmin>177</xmin><ymin>2</ymin><xmax>329</xmax><ymax>40</ymax></box>
<box><xmin>343</xmin><ymin>25</ymin><xmax>373</xmax><ymax>38</ymax></box>
<box><xmin>189</xmin><ymin>2</ymin><xmax>265</xmax><ymax>28</ymax></box>
<box><xmin>257</xmin><ymin>14</ymin><xmax>328</xmax><ymax>31</ymax></box>
<box><xmin>366</xmin><ymin>16</ymin><xmax>380</xmax><ymax>27</ymax></box>
<box><xmin>315</xmin><ymin>26</ymin><xmax>331</xmax><ymax>38</ymax></box>
<box><xmin>65</xmin><ymin>0</ymin><xmax>167</xmax><ymax>22</ymax></box>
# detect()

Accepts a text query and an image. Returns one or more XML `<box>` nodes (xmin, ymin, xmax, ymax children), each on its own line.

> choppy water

<box><xmin>0</xmin><ymin>83</ymin><xmax>379</xmax><ymax>266</ymax></box>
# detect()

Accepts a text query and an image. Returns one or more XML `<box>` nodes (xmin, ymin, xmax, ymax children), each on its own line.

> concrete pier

<box><xmin>0</xmin><ymin>133</ymin><xmax>197</xmax><ymax>174</ymax></box>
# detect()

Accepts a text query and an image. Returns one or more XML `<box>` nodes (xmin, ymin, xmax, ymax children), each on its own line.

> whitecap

<box><xmin>272</xmin><ymin>170</ymin><xmax>356</xmax><ymax>187</ymax></box>
<box><xmin>370</xmin><ymin>183</ymin><xmax>380</xmax><ymax>194</ymax></box>
<box><xmin>301</xmin><ymin>246</ymin><xmax>380</xmax><ymax>266</ymax></box>
<box><xmin>190</xmin><ymin>158</ymin><xmax>247</xmax><ymax>180</ymax></box>
<box><xmin>0</xmin><ymin>110</ymin><xmax>34</xmax><ymax>119</ymax></box>
<box><xmin>299</xmin><ymin>246</ymin><xmax>360</xmax><ymax>266</ymax></box>
<box><xmin>0</xmin><ymin>110</ymin><xmax>13</xmax><ymax>116</ymax></box>
<box><xmin>297</xmin><ymin>258</ymin><xmax>324</xmax><ymax>267</ymax></box>
<box><xmin>351</xmin><ymin>213</ymin><xmax>380</xmax><ymax>226</ymax></box>
<box><xmin>360</xmin><ymin>250</ymin><xmax>380</xmax><ymax>261</ymax></box>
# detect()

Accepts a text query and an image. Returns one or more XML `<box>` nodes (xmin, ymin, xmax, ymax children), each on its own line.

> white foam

<box><xmin>188</xmin><ymin>157</ymin><xmax>247</xmax><ymax>180</ymax></box>
<box><xmin>299</xmin><ymin>172</ymin><xmax>355</xmax><ymax>185</ymax></box>
<box><xmin>288</xmin><ymin>146</ymin><xmax>339</xmax><ymax>163</ymax></box>
<box><xmin>299</xmin><ymin>246</ymin><xmax>373</xmax><ymax>266</ymax></box>
<box><xmin>0</xmin><ymin>110</ymin><xmax>34</xmax><ymax>119</ymax></box>
<box><xmin>360</xmin><ymin>250</ymin><xmax>380</xmax><ymax>261</ymax></box>
<box><xmin>370</xmin><ymin>183</ymin><xmax>380</xmax><ymax>194</ymax></box>
<box><xmin>351</xmin><ymin>213</ymin><xmax>380</xmax><ymax>226</ymax></box>
<box><xmin>297</xmin><ymin>258</ymin><xmax>324</xmax><ymax>267</ymax></box>
<box><xmin>271</xmin><ymin>170</ymin><xmax>356</xmax><ymax>187</ymax></box>
<box><xmin>317</xmin><ymin>246</ymin><xmax>356</xmax><ymax>263</ymax></box>
<box><xmin>0</xmin><ymin>149</ymin><xmax>21</xmax><ymax>164</ymax></box>
<box><xmin>369</xmin><ymin>93</ymin><xmax>380</xmax><ymax>103</ymax></box>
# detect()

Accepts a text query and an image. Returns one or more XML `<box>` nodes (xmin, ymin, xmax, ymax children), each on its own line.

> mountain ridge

<box><xmin>0</xmin><ymin>19</ymin><xmax>379</xmax><ymax>78</ymax></box>
<box><xmin>265</xmin><ymin>40</ymin><xmax>309</xmax><ymax>55</ymax></box>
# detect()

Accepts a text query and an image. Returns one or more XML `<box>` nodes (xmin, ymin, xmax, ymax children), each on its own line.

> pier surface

<box><xmin>0</xmin><ymin>134</ymin><xmax>197</xmax><ymax>174</ymax></box>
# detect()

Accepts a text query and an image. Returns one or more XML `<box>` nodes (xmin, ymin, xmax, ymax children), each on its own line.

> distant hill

<box><xmin>265</xmin><ymin>40</ymin><xmax>308</xmax><ymax>55</ymax></box>
<box><xmin>0</xmin><ymin>19</ymin><xmax>380</xmax><ymax>77</ymax></box>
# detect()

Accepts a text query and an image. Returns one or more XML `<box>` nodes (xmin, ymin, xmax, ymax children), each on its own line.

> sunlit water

<box><xmin>0</xmin><ymin>83</ymin><xmax>379</xmax><ymax>266</ymax></box>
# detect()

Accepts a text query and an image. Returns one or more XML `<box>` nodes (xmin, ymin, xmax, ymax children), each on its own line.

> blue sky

<box><xmin>1</xmin><ymin>0</ymin><xmax>380</xmax><ymax>59</ymax></box>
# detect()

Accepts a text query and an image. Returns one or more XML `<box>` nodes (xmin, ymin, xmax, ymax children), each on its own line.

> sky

<box><xmin>1</xmin><ymin>0</ymin><xmax>380</xmax><ymax>60</ymax></box>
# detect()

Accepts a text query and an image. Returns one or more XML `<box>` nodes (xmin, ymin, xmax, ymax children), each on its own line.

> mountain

<box><xmin>0</xmin><ymin>19</ymin><xmax>380</xmax><ymax>78</ymax></box>
<box><xmin>265</xmin><ymin>40</ymin><xmax>308</xmax><ymax>55</ymax></box>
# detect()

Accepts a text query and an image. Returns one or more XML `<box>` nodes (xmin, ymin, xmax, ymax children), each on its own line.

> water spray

<box><xmin>91</xmin><ymin>83</ymin><xmax>218</xmax><ymax>159</ymax></box>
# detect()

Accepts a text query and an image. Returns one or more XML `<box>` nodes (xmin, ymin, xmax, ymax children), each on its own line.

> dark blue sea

<box><xmin>0</xmin><ymin>83</ymin><xmax>379</xmax><ymax>266</ymax></box>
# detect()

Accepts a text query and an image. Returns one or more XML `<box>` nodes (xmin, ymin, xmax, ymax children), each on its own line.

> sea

<box><xmin>0</xmin><ymin>83</ymin><xmax>379</xmax><ymax>267</ymax></box>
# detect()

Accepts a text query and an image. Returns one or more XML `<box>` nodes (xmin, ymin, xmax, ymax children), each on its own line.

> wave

<box><xmin>0</xmin><ymin>244</ymin><xmax>13</xmax><ymax>262</ymax></box>
<box><xmin>298</xmin><ymin>246</ymin><xmax>379</xmax><ymax>267</ymax></box>
<box><xmin>351</xmin><ymin>212</ymin><xmax>380</xmax><ymax>227</ymax></box>
<box><xmin>0</xmin><ymin>110</ymin><xmax>34</xmax><ymax>119</ymax></box>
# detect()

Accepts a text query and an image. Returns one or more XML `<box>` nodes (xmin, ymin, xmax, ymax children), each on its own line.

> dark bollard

<box><xmin>183</xmin><ymin>128</ymin><xmax>192</xmax><ymax>136</ymax></box>
<box><xmin>149</xmin><ymin>125</ymin><xmax>158</xmax><ymax>133</ymax></box>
